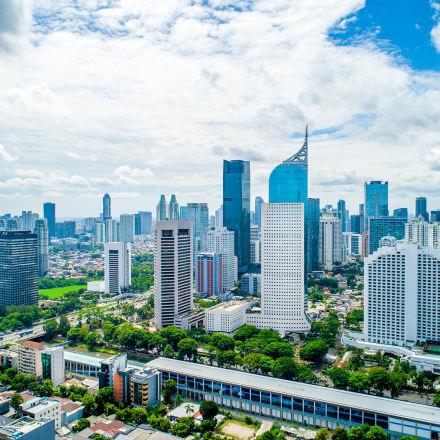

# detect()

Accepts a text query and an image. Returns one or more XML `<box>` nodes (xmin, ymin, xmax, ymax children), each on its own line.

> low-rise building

<box><xmin>20</xmin><ymin>397</ymin><xmax>61</xmax><ymax>429</ymax></box>
<box><xmin>241</xmin><ymin>273</ymin><xmax>261</xmax><ymax>295</ymax></box>
<box><xmin>130</xmin><ymin>367</ymin><xmax>160</xmax><ymax>408</ymax></box>
<box><xmin>42</xmin><ymin>346</ymin><xmax>65</xmax><ymax>386</ymax></box>
<box><xmin>174</xmin><ymin>309</ymin><xmax>205</xmax><ymax>331</ymax></box>
<box><xmin>0</xmin><ymin>416</ymin><xmax>55</xmax><ymax>440</ymax></box>
<box><xmin>98</xmin><ymin>354</ymin><xmax>127</xmax><ymax>390</ymax></box>
<box><xmin>0</xmin><ymin>350</ymin><xmax>18</xmax><ymax>370</ymax></box>
<box><xmin>205</xmin><ymin>300</ymin><xmax>253</xmax><ymax>334</ymax></box>
<box><xmin>17</xmin><ymin>341</ymin><xmax>45</xmax><ymax>378</ymax></box>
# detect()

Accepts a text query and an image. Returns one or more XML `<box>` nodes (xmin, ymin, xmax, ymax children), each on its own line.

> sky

<box><xmin>1</xmin><ymin>0</ymin><xmax>440</xmax><ymax>219</ymax></box>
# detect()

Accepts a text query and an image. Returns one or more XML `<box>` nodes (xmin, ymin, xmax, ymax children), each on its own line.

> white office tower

<box><xmin>250</xmin><ymin>239</ymin><xmax>261</xmax><ymax>263</ymax></box>
<box><xmin>246</xmin><ymin>203</ymin><xmax>310</xmax><ymax>333</ymax></box>
<box><xmin>33</xmin><ymin>219</ymin><xmax>49</xmax><ymax>276</ymax></box>
<box><xmin>20</xmin><ymin>211</ymin><xmax>38</xmax><ymax>231</ymax></box>
<box><xmin>207</xmin><ymin>227</ymin><xmax>236</xmax><ymax>291</ymax></box>
<box><xmin>215</xmin><ymin>206</ymin><xmax>223</xmax><ymax>228</ymax></box>
<box><xmin>365</xmin><ymin>242</ymin><xmax>440</xmax><ymax>345</ymax></box>
<box><xmin>405</xmin><ymin>217</ymin><xmax>440</xmax><ymax>249</ymax></box>
<box><xmin>85</xmin><ymin>217</ymin><xmax>96</xmax><ymax>232</ymax></box>
<box><xmin>156</xmin><ymin>195</ymin><xmax>168</xmax><ymax>221</ymax></box>
<box><xmin>342</xmin><ymin>232</ymin><xmax>362</xmax><ymax>257</ymax></box>
<box><xmin>105</xmin><ymin>219</ymin><xmax>118</xmax><ymax>242</ymax></box>
<box><xmin>105</xmin><ymin>242</ymin><xmax>131</xmax><ymax>295</ymax></box>
<box><xmin>42</xmin><ymin>346</ymin><xmax>65</xmax><ymax>386</ymax></box>
<box><xmin>319</xmin><ymin>214</ymin><xmax>343</xmax><ymax>270</ymax></box>
<box><xmin>379</xmin><ymin>235</ymin><xmax>397</xmax><ymax>247</ymax></box>
<box><xmin>154</xmin><ymin>221</ymin><xmax>193</xmax><ymax>330</ymax></box>
<box><xmin>119</xmin><ymin>214</ymin><xmax>135</xmax><ymax>243</ymax></box>
<box><xmin>169</xmin><ymin>195</ymin><xmax>179</xmax><ymax>220</ymax></box>
<box><xmin>95</xmin><ymin>222</ymin><xmax>105</xmax><ymax>244</ymax></box>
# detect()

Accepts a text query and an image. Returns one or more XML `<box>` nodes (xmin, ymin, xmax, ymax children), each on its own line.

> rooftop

<box><xmin>207</xmin><ymin>300</ymin><xmax>249</xmax><ymax>312</ymax></box>
<box><xmin>19</xmin><ymin>341</ymin><xmax>45</xmax><ymax>349</ymax></box>
<box><xmin>148</xmin><ymin>357</ymin><xmax>440</xmax><ymax>425</ymax></box>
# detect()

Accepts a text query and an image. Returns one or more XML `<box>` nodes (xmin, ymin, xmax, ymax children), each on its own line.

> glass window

<box><xmin>232</xmin><ymin>386</ymin><xmax>241</xmax><ymax>398</ymax></box>
<box><xmin>339</xmin><ymin>407</ymin><xmax>350</xmax><ymax>421</ymax></box>
<box><xmin>242</xmin><ymin>388</ymin><xmax>250</xmax><ymax>401</ymax></box>
<box><xmin>292</xmin><ymin>398</ymin><xmax>303</xmax><ymax>412</ymax></box>
<box><xmin>187</xmin><ymin>377</ymin><xmax>195</xmax><ymax>388</ymax></box>
<box><xmin>251</xmin><ymin>389</ymin><xmax>260</xmax><ymax>403</ymax></box>
<box><xmin>178</xmin><ymin>375</ymin><xmax>186</xmax><ymax>385</ymax></box>
<box><xmin>327</xmin><ymin>405</ymin><xmax>337</xmax><ymax>419</ymax></box>
<box><xmin>364</xmin><ymin>412</ymin><xmax>375</xmax><ymax>426</ymax></box>
<box><xmin>170</xmin><ymin>373</ymin><xmax>177</xmax><ymax>381</ymax></box>
<box><xmin>417</xmin><ymin>423</ymin><xmax>430</xmax><ymax>438</ymax></box>
<box><xmin>213</xmin><ymin>382</ymin><xmax>221</xmax><ymax>394</ymax></box>
<box><xmin>162</xmin><ymin>372</ymin><xmax>170</xmax><ymax>380</ymax></box>
<box><xmin>271</xmin><ymin>394</ymin><xmax>281</xmax><ymax>407</ymax></box>
<box><xmin>222</xmin><ymin>384</ymin><xmax>231</xmax><ymax>396</ymax></box>
<box><xmin>204</xmin><ymin>380</ymin><xmax>212</xmax><ymax>392</ymax></box>
<box><xmin>304</xmin><ymin>400</ymin><xmax>314</xmax><ymax>415</ymax></box>
<box><xmin>282</xmin><ymin>396</ymin><xmax>292</xmax><ymax>409</ymax></box>
<box><xmin>195</xmin><ymin>378</ymin><xmax>203</xmax><ymax>390</ymax></box>
<box><xmin>351</xmin><ymin>409</ymin><xmax>362</xmax><ymax>424</ymax></box>
<box><xmin>377</xmin><ymin>414</ymin><xmax>388</xmax><ymax>430</ymax></box>
<box><xmin>261</xmin><ymin>392</ymin><xmax>270</xmax><ymax>405</ymax></box>
<box><xmin>315</xmin><ymin>402</ymin><xmax>325</xmax><ymax>416</ymax></box>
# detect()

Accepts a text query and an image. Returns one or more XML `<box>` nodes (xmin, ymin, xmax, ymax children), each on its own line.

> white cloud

<box><xmin>114</xmin><ymin>165</ymin><xmax>154</xmax><ymax>178</ymax></box>
<box><xmin>66</xmin><ymin>152</ymin><xmax>81</xmax><ymax>160</ymax></box>
<box><xmin>432</xmin><ymin>23</ymin><xmax>440</xmax><ymax>52</ymax></box>
<box><xmin>425</xmin><ymin>148</ymin><xmax>440</xmax><ymax>171</ymax></box>
<box><xmin>15</xmin><ymin>169</ymin><xmax>43</xmax><ymax>177</ymax></box>
<box><xmin>42</xmin><ymin>191</ymin><xmax>66</xmax><ymax>198</ymax></box>
<box><xmin>0</xmin><ymin>193</ymin><xmax>32</xmax><ymax>198</ymax></box>
<box><xmin>0</xmin><ymin>145</ymin><xmax>18</xmax><ymax>162</ymax></box>
<box><xmin>0</xmin><ymin>0</ymin><xmax>31</xmax><ymax>53</ymax></box>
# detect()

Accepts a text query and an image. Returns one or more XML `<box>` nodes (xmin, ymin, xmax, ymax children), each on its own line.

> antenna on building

<box><xmin>283</xmin><ymin>124</ymin><xmax>308</xmax><ymax>164</ymax></box>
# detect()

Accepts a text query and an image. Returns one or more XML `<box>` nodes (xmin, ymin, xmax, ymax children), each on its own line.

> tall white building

<box><xmin>246</xmin><ymin>203</ymin><xmax>310</xmax><ymax>333</ymax></box>
<box><xmin>105</xmin><ymin>242</ymin><xmax>131</xmax><ymax>295</ymax></box>
<box><xmin>215</xmin><ymin>206</ymin><xmax>223</xmax><ymax>228</ymax></box>
<box><xmin>119</xmin><ymin>214</ymin><xmax>135</xmax><ymax>243</ymax></box>
<box><xmin>33</xmin><ymin>219</ymin><xmax>48</xmax><ymax>276</ymax></box>
<box><xmin>207</xmin><ymin>227</ymin><xmax>236</xmax><ymax>292</ymax></box>
<box><xmin>319</xmin><ymin>214</ymin><xmax>343</xmax><ymax>270</ymax></box>
<box><xmin>105</xmin><ymin>218</ymin><xmax>118</xmax><ymax>242</ymax></box>
<box><xmin>154</xmin><ymin>221</ymin><xmax>193</xmax><ymax>330</ymax></box>
<box><xmin>95</xmin><ymin>222</ymin><xmax>106</xmax><ymax>244</ymax></box>
<box><xmin>205</xmin><ymin>300</ymin><xmax>253</xmax><ymax>334</ymax></box>
<box><xmin>42</xmin><ymin>346</ymin><xmax>65</xmax><ymax>386</ymax></box>
<box><xmin>342</xmin><ymin>232</ymin><xmax>361</xmax><ymax>257</ymax></box>
<box><xmin>405</xmin><ymin>217</ymin><xmax>440</xmax><ymax>249</ymax></box>
<box><xmin>250</xmin><ymin>239</ymin><xmax>261</xmax><ymax>263</ymax></box>
<box><xmin>365</xmin><ymin>242</ymin><xmax>440</xmax><ymax>346</ymax></box>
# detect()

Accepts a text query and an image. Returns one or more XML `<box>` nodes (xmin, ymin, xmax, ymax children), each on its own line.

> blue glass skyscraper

<box><xmin>223</xmin><ymin>160</ymin><xmax>250</xmax><ymax>275</ymax></box>
<box><xmin>255</xmin><ymin>196</ymin><xmax>264</xmax><ymax>232</ymax></box>
<box><xmin>364</xmin><ymin>181</ymin><xmax>388</xmax><ymax>231</ymax></box>
<box><xmin>416</xmin><ymin>197</ymin><xmax>429</xmax><ymax>222</ymax></box>
<box><xmin>308</xmin><ymin>198</ymin><xmax>320</xmax><ymax>271</ymax></box>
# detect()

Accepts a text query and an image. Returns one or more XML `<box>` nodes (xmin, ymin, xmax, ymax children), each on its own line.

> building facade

<box><xmin>186</xmin><ymin>203</ymin><xmax>210</xmax><ymax>263</ymax></box>
<box><xmin>18</xmin><ymin>341</ymin><xmax>45</xmax><ymax>378</ymax></box>
<box><xmin>393</xmin><ymin>208</ymin><xmax>408</xmax><ymax>220</ymax></box>
<box><xmin>104</xmin><ymin>242</ymin><xmax>131</xmax><ymax>295</ymax></box>
<box><xmin>98</xmin><ymin>354</ymin><xmax>127</xmax><ymax>389</ymax></box>
<box><xmin>223</xmin><ymin>160</ymin><xmax>251</xmax><ymax>275</ymax></box>
<box><xmin>43</xmin><ymin>202</ymin><xmax>56</xmax><ymax>238</ymax></box>
<box><xmin>157</xmin><ymin>195</ymin><xmax>168</xmax><ymax>221</ymax></box>
<box><xmin>154</xmin><ymin>221</ymin><xmax>193</xmax><ymax>330</ymax></box>
<box><xmin>241</xmin><ymin>273</ymin><xmax>261</xmax><ymax>295</ymax></box>
<box><xmin>196</xmin><ymin>252</ymin><xmax>222</xmax><ymax>296</ymax></box>
<box><xmin>0</xmin><ymin>231</ymin><xmax>39</xmax><ymax>307</ymax></box>
<box><xmin>119</xmin><ymin>214</ymin><xmax>135</xmax><ymax>243</ymax></box>
<box><xmin>319</xmin><ymin>215</ymin><xmax>343</xmax><ymax>270</ymax></box>
<box><xmin>368</xmin><ymin>217</ymin><xmax>406</xmax><ymax>255</ymax></box>
<box><xmin>42</xmin><ymin>346</ymin><xmax>65</xmax><ymax>386</ymax></box>
<box><xmin>364</xmin><ymin>181</ymin><xmax>388</xmax><ymax>231</ymax></box>
<box><xmin>308</xmin><ymin>198</ymin><xmax>320</xmax><ymax>271</ymax></box>
<box><xmin>33</xmin><ymin>219</ymin><xmax>48</xmax><ymax>276</ymax></box>
<box><xmin>103</xmin><ymin>193</ymin><xmax>111</xmax><ymax>220</ymax></box>
<box><xmin>416</xmin><ymin>197</ymin><xmax>429</xmax><ymax>222</ymax></box>
<box><xmin>169</xmin><ymin>195</ymin><xmax>179</xmax><ymax>221</ymax></box>
<box><xmin>255</xmin><ymin>197</ymin><xmax>264</xmax><ymax>232</ymax></box>
<box><xmin>205</xmin><ymin>301</ymin><xmax>253</xmax><ymax>333</ymax></box>
<box><xmin>342</xmin><ymin>232</ymin><xmax>362</xmax><ymax>257</ymax></box>
<box><xmin>138</xmin><ymin>211</ymin><xmax>153</xmax><ymax>235</ymax></box>
<box><xmin>130</xmin><ymin>367</ymin><xmax>161</xmax><ymax>408</ymax></box>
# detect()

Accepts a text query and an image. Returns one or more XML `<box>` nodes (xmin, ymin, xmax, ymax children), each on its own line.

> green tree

<box><xmin>43</xmin><ymin>320</ymin><xmax>58</xmax><ymax>340</ymax></box>
<box><xmin>368</xmin><ymin>368</ymin><xmax>390</xmax><ymax>396</ymax></box>
<box><xmin>171</xmin><ymin>417</ymin><xmax>196</xmax><ymax>437</ymax></box>
<box><xmin>5</xmin><ymin>368</ymin><xmax>17</xmax><ymax>380</ymax></box>
<box><xmin>149</xmin><ymin>414</ymin><xmax>171</xmax><ymax>432</ymax></box>
<box><xmin>263</xmin><ymin>342</ymin><xmax>294</xmax><ymax>359</ymax></box>
<box><xmin>163</xmin><ymin>344</ymin><xmax>175</xmax><ymax>359</ymax></box>
<box><xmin>159</xmin><ymin>326</ymin><xmax>186</xmax><ymax>351</ymax></box>
<box><xmin>433</xmin><ymin>393</ymin><xmax>440</xmax><ymax>407</ymax></box>
<box><xmin>316</xmin><ymin>428</ymin><xmax>330</xmax><ymax>440</ymax></box>
<box><xmin>331</xmin><ymin>427</ymin><xmax>349</xmax><ymax>440</ymax></box>
<box><xmin>328</xmin><ymin>367</ymin><xmax>350</xmax><ymax>390</ymax></box>
<box><xmin>10</xmin><ymin>393</ymin><xmax>24</xmax><ymax>413</ymax></box>
<box><xmin>271</xmin><ymin>357</ymin><xmax>298</xmax><ymax>380</ymax></box>
<box><xmin>401</xmin><ymin>437</ymin><xmax>419</xmax><ymax>440</ymax></box>
<box><xmin>348</xmin><ymin>427</ymin><xmax>364</xmax><ymax>440</ymax></box>
<box><xmin>81</xmin><ymin>394</ymin><xmax>96</xmax><ymax>417</ymax></box>
<box><xmin>86</xmin><ymin>332</ymin><xmax>102</xmax><ymax>349</ymax></box>
<box><xmin>131</xmin><ymin>407</ymin><xmax>148</xmax><ymax>424</ymax></box>
<box><xmin>364</xmin><ymin>426</ymin><xmax>387</xmax><ymax>440</ymax></box>
<box><xmin>348</xmin><ymin>372</ymin><xmax>370</xmax><ymax>393</ymax></box>
<box><xmin>162</xmin><ymin>379</ymin><xmax>177</xmax><ymax>405</ymax></box>
<box><xmin>299</xmin><ymin>339</ymin><xmax>328</xmax><ymax>364</ymax></box>
<box><xmin>234</xmin><ymin>325</ymin><xmax>259</xmax><ymax>341</ymax></box>
<box><xmin>95</xmin><ymin>387</ymin><xmax>115</xmax><ymax>414</ymax></box>
<box><xmin>177</xmin><ymin>338</ymin><xmax>198</xmax><ymax>361</ymax></box>
<box><xmin>200</xmin><ymin>400</ymin><xmax>219</xmax><ymax>420</ymax></box>
<box><xmin>58</xmin><ymin>314</ymin><xmax>71</xmax><ymax>336</ymax></box>
<box><xmin>67</xmin><ymin>327</ymin><xmax>88</xmax><ymax>343</ymax></box>
<box><xmin>73</xmin><ymin>418</ymin><xmax>91</xmax><ymax>433</ymax></box>
<box><xmin>200</xmin><ymin>418</ymin><xmax>217</xmax><ymax>433</ymax></box>
<box><xmin>210</xmin><ymin>334</ymin><xmax>235</xmax><ymax>351</ymax></box>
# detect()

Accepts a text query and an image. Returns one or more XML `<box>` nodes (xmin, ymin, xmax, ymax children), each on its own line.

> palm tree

<box><xmin>185</xmin><ymin>403</ymin><xmax>194</xmax><ymax>416</ymax></box>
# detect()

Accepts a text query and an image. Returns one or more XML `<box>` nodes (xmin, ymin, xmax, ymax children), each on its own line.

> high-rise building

<box><xmin>139</xmin><ymin>211</ymin><xmax>153</xmax><ymax>234</ymax></box>
<box><xmin>431</xmin><ymin>210</ymin><xmax>440</xmax><ymax>223</ymax></box>
<box><xmin>319</xmin><ymin>214</ymin><xmax>343</xmax><ymax>270</ymax></box>
<box><xmin>119</xmin><ymin>214</ymin><xmax>135</xmax><ymax>243</ymax></box>
<box><xmin>405</xmin><ymin>217</ymin><xmax>440</xmax><ymax>248</ymax></box>
<box><xmin>34</xmin><ymin>219</ymin><xmax>48</xmax><ymax>276</ymax></box>
<box><xmin>215</xmin><ymin>206</ymin><xmax>223</xmax><ymax>228</ymax></box>
<box><xmin>95</xmin><ymin>222</ymin><xmax>106</xmax><ymax>244</ymax></box>
<box><xmin>364</xmin><ymin>242</ymin><xmax>440</xmax><ymax>345</ymax></box>
<box><xmin>43</xmin><ymin>202</ymin><xmax>56</xmax><ymax>237</ymax></box>
<box><xmin>130</xmin><ymin>367</ymin><xmax>160</xmax><ymax>408</ymax></box>
<box><xmin>42</xmin><ymin>346</ymin><xmax>65</xmax><ymax>386</ymax></box>
<box><xmin>308</xmin><ymin>198</ymin><xmax>320</xmax><ymax>272</ymax></box>
<box><xmin>105</xmin><ymin>218</ymin><xmax>118</xmax><ymax>242</ymax></box>
<box><xmin>0</xmin><ymin>231</ymin><xmax>38</xmax><ymax>307</ymax></box>
<box><xmin>223</xmin><ymin>160</ymin><xmax>250</xmax><ymax>275</ymax></box>
<box><xmin>103</xmin><ymin>193</ymin><xmax>111</xmax><ymax>220</ymax></box>
<box><xmin>416</xmin><ymin>197</ymin><xmax>429</xmax><ymax>222</ymax></box>
<box><xmin>20</xmin><ymin>211</ymin><xmax>38</xmax><ymax>231</ymax></box>
<box><xmin>104</xmin><ymin>242</ymin><xmax>131</xmax><ymax>295</ymax></box>
<box><xmin>359</xmin><ymin>203</ymin><xmax>365</xmax><ymax>234</ymax></box>
<box><xmin>196</xmin><ymin>252</ymin><xmax>222</xmax><ymax>296</ymax></box>
<box><xmin>255</xmin><ymin>197</ymin><xmax>264</xmax><ymax>232</ymax></box>
<box><xmin>154</xmin><ymin>221</ymin><xmax>193</xmax><ymax>330</ymax></box>
<box><xmin>156</xmin><ymin>195</ymin><xmax>168</xmax><ymax>221</ymax></box>
<box><xmin>361</xmin><ymin>231</ymin><xmax>369</xmax><ymax>262</ymax></box>
<box><xmin>186</xmin><ymin>203</ymin><xmax>209</xmax><ymax>261</ymax></box>
<box><xmin>56</xmin><ymin>221</ymin><xmax>76</xmax><ymax>239</ymax></box>
<box><xmin>364</xmin><ymin>181</ymin><xmax>388</xmax><ymax>231</ymax></box>
<box><xmin>337</xmin><ymin>200</ymin><xmax>346</xmax><ymax>233</ymax></box>
<box><xmin>180</xmin><ymin>205</ymin><xmax>187</xmax><ymax>221</ymax></box>
<box><xmin>350</xmin><ymin>214</ymin><xmax>361</xmax><ymax>234</ymax></box>
<box><xmin>209</xmin><ymin>215</ymin><xmax>215</xmax><ymax>228</ymax></box>
<box><xmin>169</xmin><ymin>195</ymin><xmax>179</xmax><ymax>220</ymax></box>
<box><xmin>18</xmin><ymin>341</ymin><xmax>45</xmax><ymax>377</ymax></box>
<box><xmin>207</xmin><ymin>227</ymin><xmax>236</xmax><ymax>292</ymax></box>
<box><xmin>98</xmin><ymin>354</ymin><xmax>127</xmax><ymax>389</ymax></box>
<box><xmin>393</xmin><ymin>208</ymin><xmax>408</xmax><ymax>220</ymax></box>
<box><xmin>369</xmin><ymin>217</ymin><xmax>406</xmax><ymax>254</ymax></box>
<box><xmin>342</xmin><ymin>232</ymin><xmax>362</xmax><ymax>256</ymax></box>
<box><xmin>85</xmin><ymin>217</ymin><xmax>96</xmax><ymax>232</ymax></box>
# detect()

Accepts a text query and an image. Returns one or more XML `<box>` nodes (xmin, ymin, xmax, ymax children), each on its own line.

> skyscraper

<box><xmin>223</xmin><ymin>160</ymin><xmax>250</xmax><ymax>275</ymax></box>
<box><xmin>393</xmin><ymin>208</ymin><xmax>408</xmax><ymax>220</ymax></box>
<box><xmin>350</xmin><ymin>214</ymin><xmax>361</xmax><ymax>234</ymax></box>
<box><xmin>337</xmin><ymin>200</ymin><xmax>346</xmax><ymax>233</ymax></box>
<box><xmin>169</xmin><ymin>195</ymin><xmax>179</xmax><ymax>220</ymax></box>
<box><xmin>207</xmin><ymin>227</ymin><xmax>236</xmax><ymax>292</ymax></box>
<box><xmin>255</xmin><ymin>197</ymin><xmax>264</xmax><ymax>232</ymax></box>
<box><xmin>364</xmin><ymin>181</ymin><xmax>388</xmax><ymax>231</ymax></box>
<box><xmin>196</xmin><ymin>252</ymin><xmax>222</xmax><ymax>296</ymax></box>
<box><xmin>119</xmin><ymin>214</ymin><xmax>135</xmax><ymax>243</ymax></box>
<box><xmin>359</xmin><ymin>203</ymin><xmax>365</xmax><ymax>234</ymax></box>
<box><xmin>105</xmin><ymin>242</ymin><xmax>131</xmax><ymax>295</ymax></box>
<box><xmin>368</xmin><ymin>217</ymin><xmax>406</xmax><ymax>254</ymax></box>
<box><xmin>95</xmin><ymin>222</ymin><xmax>106</xmax><ymax>244</ymax></box>
<box><xmin>431</xmin><ymin>210</ymin><xmax>440</xmax><ymax>223</ymax></box>
<box><xmin>0</xmin><ymin>231</ymin><xmax>38</xmax><ymax>307</ymax></box>
<box><xmin>33</xmin><ymin>219</ymin><xmax>48</xmax><ymax>276</ymax></box>
<box><xmin>103</xmin><ymin>193</ymin><xmax>111</xmax><ymax>220</ymax></box>
<box><xmin>319</xmin><ymin>214</ymin><xmax>343</xmax><ymax>270</ymax></box>
<box><xmin>215</xmin><ymin>206</ymin><xmax>223</xmax><ymax>228</ymax></box>
<box><xmin>154</xmin><ymin>221</ymin><xmax>193</xmax><ymax>329</ymax></box>
<box><xmin>308</xmin><ymin>198</ymin><xmax>320</xmax><ymax>272</ymax></box>
<box><xmin>156</xmin><ymin>195</ymin><xmax>168</xmax><ymax>221</ymax></box>
<box><xmin>186</xmin><ymin>203</ymin><xmax>210</xmax><ymax>261</ymax></box>
<box><xmin>43</xmin><ymin>202</ymin><xmax>55</xmax><ymax>237</ymax></box>
<box><xmin>416</xmin><ymin>197</ymin><xmax>429</xmax><ymax>222</ymax></box>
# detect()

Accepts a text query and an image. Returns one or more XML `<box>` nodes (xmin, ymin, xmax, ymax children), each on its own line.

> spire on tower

<box><xmin>283</xmin><ymin>125</ymin><xmax>308</xmax><ymax>164</ymax></box>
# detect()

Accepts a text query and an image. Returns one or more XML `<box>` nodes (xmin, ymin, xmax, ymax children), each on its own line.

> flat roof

<box><xmin>65</xmin><ymin>350</ymin><xmax>103</xmax><ymax>367</ymax></box>
<box><xmin>148</xmin><ymin>358</ymin><xmax>440</xmax><ymax>426</ymax></box>
<box><xmin>207</xmin><ymin>301</ymin><xmax>248</xmax><ymax>312</ymax></box>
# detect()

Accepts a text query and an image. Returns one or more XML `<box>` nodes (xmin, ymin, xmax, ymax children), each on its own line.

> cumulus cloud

<box><xmin>15</xmin><ymin>169</ymin><xmax>43</xmax><ymax>177</ymax></box>
<box><xmin>0</xmin><ymin>0</ymin><xmax>31</xmax><ymax>52</ymax></box>
<box><xmin>42</xmin><ymin>191</ymin><xmax>66</xmax><ymax>198</ymax></box>
<box><xmin>66</xmin><ymin>152</ymin><xmax>81</xmax><ymax>160</ymax></box>
<box><xmin>0</xmin><ymin>145</ymin><xmax>18</xmax><ymax>162</ymax></box>
<box><xmin>114</xmin><ymin>165</ymin><xmax>154</xmax><ymax>177</ymax></box>
<box><xmin>425</xmin><ymin>148</ymin><xmax>440</xmax><ymax>171</ymax></box>
<box><xmin>312</xmin><ymin>169</ymin><xmax>360</xmax><ymax>186</ymax></box>
<box><xmin>0</xmin><ymin>193</ymin><xmax>32</xmax><ymax>198</ymax></box>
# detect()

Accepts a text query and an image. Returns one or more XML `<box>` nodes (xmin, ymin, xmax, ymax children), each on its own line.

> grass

<box><xmin>75</xmin><ymin>344</ymin><xmax>120</xmax><ymax>355</ymax></box>
<box><xmin>39</xmin><ymin>285</ymin><xmax>87</xmax><ymax>299</ymax></box>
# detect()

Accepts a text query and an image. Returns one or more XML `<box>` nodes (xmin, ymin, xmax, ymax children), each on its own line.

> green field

<box><xmin>39</xmin><ymin>285</ymin><xmax>87</xmax><ymax>299</ymax></box>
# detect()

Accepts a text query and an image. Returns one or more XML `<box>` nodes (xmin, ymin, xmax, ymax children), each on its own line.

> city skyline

<box><xmin>1</xmin><ymin>2</ymin><xmax>440</xmax><ymax>215</ymax></box>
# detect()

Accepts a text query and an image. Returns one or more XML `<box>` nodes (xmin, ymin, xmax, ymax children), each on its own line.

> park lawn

<box><xmin>39</xmin><ymin>285</ymin><xmax>87</xmax><ymax>299</ymax></box>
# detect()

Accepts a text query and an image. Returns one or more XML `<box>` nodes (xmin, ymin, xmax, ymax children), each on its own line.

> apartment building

<box><xmin>18</xmin><ymin>341</ymin><xmax>45</xmax><ymax>378</ymax></box>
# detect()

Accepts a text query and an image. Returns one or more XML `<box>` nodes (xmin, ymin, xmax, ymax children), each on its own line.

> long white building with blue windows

<box><xmin>149</xmin><ymin>358</ymin><xmax>440</xmax><ymax>440</ymax></box>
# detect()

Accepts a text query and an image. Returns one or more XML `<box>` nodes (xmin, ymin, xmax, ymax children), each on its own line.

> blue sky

<box><xmin>0</xmin><ymin>0</ymin><xmax>440</xmax><ymax>217</ymax></box>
